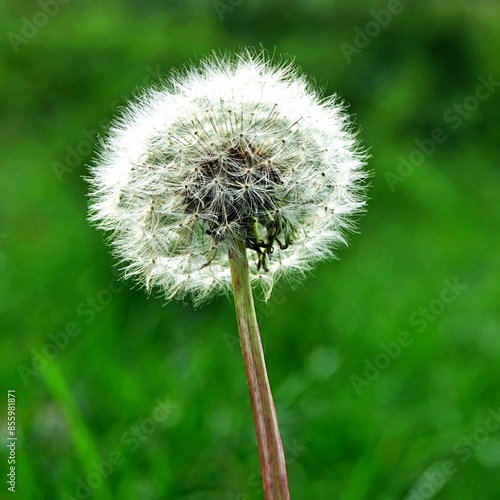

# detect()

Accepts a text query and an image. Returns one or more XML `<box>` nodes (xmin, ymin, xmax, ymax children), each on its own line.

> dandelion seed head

<box><xmin>88</xmin><ymin>51</ymin><xmax>367</xmax><ymax>305</ymax></box>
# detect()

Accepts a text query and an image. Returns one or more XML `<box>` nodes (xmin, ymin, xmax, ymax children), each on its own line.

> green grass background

<box><xmin>1</xmin><ymin>0</ymin><xmax>499</xmax><ymax>498</ymax></box>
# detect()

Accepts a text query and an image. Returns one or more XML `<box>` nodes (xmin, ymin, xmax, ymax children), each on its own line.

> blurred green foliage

<box><xmin>1</xmin><ymin>0</ymin><xmax>499</xmax><ymax>498</ymax></box>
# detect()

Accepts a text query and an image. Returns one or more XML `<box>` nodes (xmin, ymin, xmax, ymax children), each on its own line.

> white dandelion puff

<box><xmin>88</xmin><ymin>50</ymin><xmax>367</xmax><ymax>305</ymax></box>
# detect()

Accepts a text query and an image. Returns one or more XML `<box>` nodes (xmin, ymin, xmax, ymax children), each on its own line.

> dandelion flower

<box><xmin>88</xmin><ymin>50</ymin><xmax>367</xmax><ymax>500</ymax></box>
<box><xmin>88</xmin><ymin>51</ymin><xmax>366</xmax><ymax>305</ymax></box>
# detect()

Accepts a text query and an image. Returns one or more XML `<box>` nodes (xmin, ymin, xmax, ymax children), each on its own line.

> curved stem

<box><xmin>229</xmin><ymin>240</ymin><xmax>290</xmax><ymax>500</ymax></box>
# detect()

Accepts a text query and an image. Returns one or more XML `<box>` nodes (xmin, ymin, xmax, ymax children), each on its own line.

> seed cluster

<box><xmin>181</xmin><ymin>139</ymin><xmax>286</xmax><ymax>266</ymax></box>
<box><xmin>89</xmin><ymin>52</ymin><xmax>366</xmax><ymax>304</ymax></box>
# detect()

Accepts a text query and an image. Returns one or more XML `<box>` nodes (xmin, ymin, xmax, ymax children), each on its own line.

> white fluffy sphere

<box><xmin>88</xmin><ymin>51</ymin><xmax>367</xmax><ymax>304</ymax></box>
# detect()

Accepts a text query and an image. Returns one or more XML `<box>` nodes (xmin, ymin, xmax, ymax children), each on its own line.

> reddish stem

<box><xmin>229</xmin><ymin>241</ymin><xmax>290</xmax><ymax>500</ymax></box>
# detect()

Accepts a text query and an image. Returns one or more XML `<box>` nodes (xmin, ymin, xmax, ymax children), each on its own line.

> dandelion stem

<box><xmin>229</xmin><ymin>240</ymin><xmax>290</xmax><ymax>500</ymax></box>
